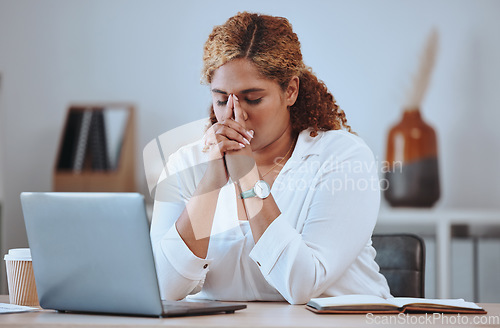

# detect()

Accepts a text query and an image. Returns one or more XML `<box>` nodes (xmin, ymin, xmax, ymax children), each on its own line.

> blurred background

<box><xmin>0</xmin><ymin>0</ymin><xmax>499</xmax><ymax>298</ymax></box>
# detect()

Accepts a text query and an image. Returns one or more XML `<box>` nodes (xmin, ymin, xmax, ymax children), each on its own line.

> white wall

<box><xmin>0</xmin><ymin>0</ymin><xmax>499</xmax><ymax>293</ymax></box>
<box><xmin>0</xmin><ymin>73</ymin><xmax>4</xmax><ymax>202</ymax></box>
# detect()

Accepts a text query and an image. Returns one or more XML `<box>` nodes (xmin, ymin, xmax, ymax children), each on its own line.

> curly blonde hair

<box><xmin>202</xmin><ymin>12</ymin><xmax>354</xmax><ymax>137</ymax></box>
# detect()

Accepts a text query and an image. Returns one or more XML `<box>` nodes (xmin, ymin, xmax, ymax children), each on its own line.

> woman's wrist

<box><xmin>236</xmin><ymin>164</ymin><xmax>261</xmax><ymax>193</ymax></box>
<box><xmin>225</xmin><ymin>147</ymin><xmax>257</xmax><ymax>181</ymax></box>
<box><xmin>202</xmin><ymin>158</ymin><xmax>229</xmax><ymax>190</ymax></box>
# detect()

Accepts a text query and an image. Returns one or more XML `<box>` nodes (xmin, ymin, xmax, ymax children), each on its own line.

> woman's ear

<box><xmin>285</xmin><ymin>76</ymin><xmax>300</xmax><ymax>107</ymax></box>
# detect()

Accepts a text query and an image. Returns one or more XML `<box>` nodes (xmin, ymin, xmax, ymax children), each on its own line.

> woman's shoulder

<box><xmin>174</xmin><ymin>138</ymin><xmax>205</xmax><ymax>156</ymax></box>
<box><xmin>317</xmin><ymin>129</ymin><xmax>369</xmax><ymax>147</ymax></box>
<box><xmin>166</xmin><ymin>138</ymin><xmax>208</xmax><ymax>173</ymax></box>
<box><xmin>296</xmin><ymin>129</ymin><xmax>374</xmax><ymax>161</ymax></box>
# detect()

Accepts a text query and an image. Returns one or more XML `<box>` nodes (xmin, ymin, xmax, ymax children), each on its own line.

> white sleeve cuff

<box><xmin>160</xmin><ymin>224</ymin><xmax>212</xmax><ymax>281</ymax></box>
<box><xmin>249</xmin><ymin>215</ymin><xmax>299</xmax><ymax>276</ymax></box>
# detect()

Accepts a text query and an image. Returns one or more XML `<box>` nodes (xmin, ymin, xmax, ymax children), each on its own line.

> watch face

<box><xmin>254</xmin><ymin>180</ymin><xmax>271</xmax><ymax>199</ymax></box>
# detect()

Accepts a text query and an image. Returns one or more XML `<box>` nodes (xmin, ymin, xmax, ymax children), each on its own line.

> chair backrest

<box><xmin>372</xmin><ymin>234</ymin><xmax>425</xmax><ymax>298</ymax></box>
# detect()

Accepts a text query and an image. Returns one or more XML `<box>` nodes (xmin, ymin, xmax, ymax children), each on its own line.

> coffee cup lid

<box><xmin>4</xmin><ymin>248</ymin><xmax>32</xmax><ymax>261</ymax></box>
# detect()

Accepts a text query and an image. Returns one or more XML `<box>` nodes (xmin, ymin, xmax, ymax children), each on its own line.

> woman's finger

<box><xmin>216</xmin><ymin>120</ymin><xmax>253</xmax><ymax>141</ymax></box>
<box><xmin>220</xmin><ymin>139</ymin><xmax>246</xmax><ymax>152</ymax></box>
<box><xmin>232</xmin><ymin>95</ymin><xmax>245</xmax><ymax>124</ymax></box>
<box><xmin>205</xmin><ymin>139</ymin><xmax>245</xmax><ymax>159</ymax></box>
<box><xmin>215</xmin><ymin>124</ymin><xmax>251</xmax><ymax>146</ymax></box>
<box><xmin>223</xmin><ymin>94</ymin><xmax>234</xmax><ymax>121</ymax></box>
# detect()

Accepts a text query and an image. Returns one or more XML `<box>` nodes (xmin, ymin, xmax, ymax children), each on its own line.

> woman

<box><xmin>150</xmin><ymin>12</ymin><xmax>391</xmax><ymax>304</ymax></box>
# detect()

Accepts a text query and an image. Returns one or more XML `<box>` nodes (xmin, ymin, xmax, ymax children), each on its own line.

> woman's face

<box><xmin>210</xmin><ymin>58</ymin><xmax>298</xmax><ymax>151</ymax></box>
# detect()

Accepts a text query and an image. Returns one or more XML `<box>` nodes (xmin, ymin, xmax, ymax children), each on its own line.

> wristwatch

<box><xmin>240</xmin><ymin>180</ymin><xmax>271</xmax><ymax>199</ymax></box>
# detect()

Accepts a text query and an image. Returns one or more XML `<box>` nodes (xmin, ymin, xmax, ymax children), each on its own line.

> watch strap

<box><xmin>240</xmin><ymin>188</ymin><xmax>256</xmax><ymax>199</ymax></box>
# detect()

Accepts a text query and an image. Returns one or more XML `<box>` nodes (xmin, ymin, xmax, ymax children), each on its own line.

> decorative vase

<box><xmin>383</xmin><ymin>108</ymin><xmax>440</xmax><ymax>207</ymax></box>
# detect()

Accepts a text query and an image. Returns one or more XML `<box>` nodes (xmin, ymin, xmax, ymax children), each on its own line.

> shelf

<box><xmin>375</xmin><ymin>206</ymin><xmax>500</xmax><ymax>299</ymax></box>
<box><xmin>53</xmin><ymin>104</ymin><xmax>136</xmax><ymax>192</ymax></box>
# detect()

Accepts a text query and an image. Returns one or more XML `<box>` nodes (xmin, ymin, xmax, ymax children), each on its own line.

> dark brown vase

<box><xmin>384</xmin><ymin>108</ymin><xmax>440</xmax><ymax>207</ymax></box>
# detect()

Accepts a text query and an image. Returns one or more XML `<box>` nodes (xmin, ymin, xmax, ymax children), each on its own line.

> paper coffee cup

<box><xmin>4</xmin><ymin>248</ymin><xmax>39</xmax><ymax>307</ymax></box>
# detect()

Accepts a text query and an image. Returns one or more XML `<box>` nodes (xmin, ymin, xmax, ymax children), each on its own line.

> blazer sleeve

<box><xmin>150</xmin><ymin>148</ymin><xmax>213</xmax><ymax>300</ymax></box>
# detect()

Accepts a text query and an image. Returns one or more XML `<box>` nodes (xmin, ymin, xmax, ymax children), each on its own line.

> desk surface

<box><xmin>1</xmin><ymin>296</ymin><xmax>499</xmax><ymax>328</ymax></box>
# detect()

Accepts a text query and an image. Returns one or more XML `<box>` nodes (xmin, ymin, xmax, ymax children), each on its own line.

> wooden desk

<box><xmin>0</xmin><ymin>296</ymin><xmax>499</xmax><ymax>328</ymax></box>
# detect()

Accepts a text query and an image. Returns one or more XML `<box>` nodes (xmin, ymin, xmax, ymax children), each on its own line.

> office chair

<box><xmin>372</xmin><ymin>234</ymin><xmax>425</xmax><ymax>298</ymax></box>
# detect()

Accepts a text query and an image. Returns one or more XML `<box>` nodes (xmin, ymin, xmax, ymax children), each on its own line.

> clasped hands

<box><xmin>203</xmin><ymin>94</ymin><xmax>258</xmax><ymax>184</ymax></box>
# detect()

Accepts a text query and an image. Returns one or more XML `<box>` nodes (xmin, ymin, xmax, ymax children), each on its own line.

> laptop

<box><xmin>20</xmin><ymin>192</ymin><xmax>246</xmax><ymax>317</ymax></box>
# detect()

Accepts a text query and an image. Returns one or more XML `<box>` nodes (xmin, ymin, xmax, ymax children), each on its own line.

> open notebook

<box><xmin>306</xmin><ymin>295</ymin><xmax>487</xmax><ymax>314</ymax></box>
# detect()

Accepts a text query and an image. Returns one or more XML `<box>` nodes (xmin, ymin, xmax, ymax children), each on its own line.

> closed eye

<box><xmin>246</xmin><ymin>98</ymin><xmax>262</xmax><ymax>105</ymax></box>
<box><xmin>216</xmin><ymin>97</ymin><xmax>262</xmax><ymax>107</ymax></box>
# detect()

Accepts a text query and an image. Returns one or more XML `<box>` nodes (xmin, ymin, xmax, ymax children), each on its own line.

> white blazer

<box><xmin>150</xmin><ymin>128</ymin><xmax>391</xmax><ymax>304</ymax></box>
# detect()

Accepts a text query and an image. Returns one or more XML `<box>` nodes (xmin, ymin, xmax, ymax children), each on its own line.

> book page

<box><xmin>0</xmin><ymin>303</ymin><xmax>38</xmax><ymax>314</ymax></box>
<box><xmin>309</xmin><ymin>294</ymin><xmax>398</xmax><ymax>308</ymax></box>
<box><xmin>390</xmin><ymin>297</ymin><xmax>482</xmax><ymax>310</ymax></box>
